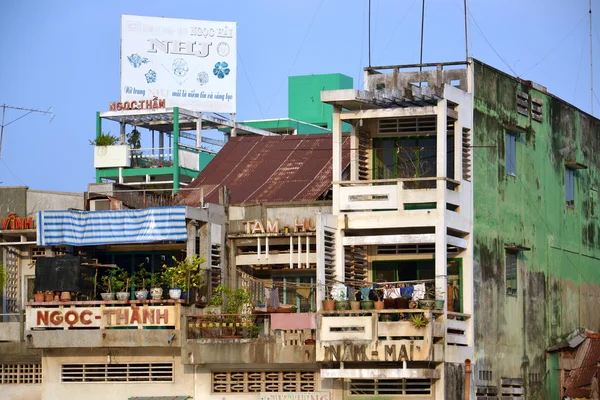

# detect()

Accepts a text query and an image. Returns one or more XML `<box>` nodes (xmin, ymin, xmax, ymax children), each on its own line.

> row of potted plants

<box><xmin>99</xmin><ymin>255</ymin><xmax>205</xmax><ymax>301</ymax></box>
<box><xmin>322</xmin><ymin>283</ymin><xmax>446</xmax><ymax>311</ymax></box>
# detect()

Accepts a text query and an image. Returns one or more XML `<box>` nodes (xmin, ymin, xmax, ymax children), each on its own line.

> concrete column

<box><xmin>196</xmin><ymin>117</ymin><xmax>202</xmax><ymax>148</ymax></box>
<box><xmin>332</xmin><ymin>106</ymin><xmax>342</xmax><ymax>215</ymax></box>
<box><xmin>173</xmin><ymin>107</ymin><xmax>180</xmax><ymax>193</ymax></box>
<box><xmin>120</xmin><ymin>122</ymin><xmax>126</xmax><ymax>145</ymax></box>
<box><xmin>435</xmin><ymin>99</ymin><xmax>448</xmax><ymax>305</ymax></box>
<box><xmin>186</xmin><ymin>222</ymin><xmax>197</xmax><ymax>258</ymax></box>
<box><xmin>95</xmin><ymin>112</ymin><xmax>102</xmax><ymax>183</ymax></box>
<box><xmin>231</xmin><ymin>128</ymin><xmax>237</xmax><ymax>138</ymax></box>
<box><xmin>350</xmin><ymin>123</ymin><xmax>359</xmax><ymax>181</ymax></box>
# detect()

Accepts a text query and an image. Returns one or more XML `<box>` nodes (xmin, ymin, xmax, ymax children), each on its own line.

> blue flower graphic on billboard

<box><xmin>127</xmin><ymin>54</ymin><xmax>149</xmax><ymax>68</ymax></box>
<box><xmin>173</xmin><ymin>58</ymin><xmax>189</xmax><ymax>78</ymax></box>
<box><xmin>197</xmin><ymin>72</ymin><xmax>209</xmax><ymax>85</ymax></box>
<box><xmin>145</xmin><ymin>69</ymin><xmax>157</xmax><ymax>83</ymax></box>
<box><xmin>213</xmin><ymin>62</ymin><xmax>230</xmax><ymax>79</ymax></box>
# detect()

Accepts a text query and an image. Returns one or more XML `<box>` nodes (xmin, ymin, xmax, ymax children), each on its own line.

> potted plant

<box><xmin>89</xmin><ymin>131</ymin><xmax>119</xmax><ymax>146</ymax></box>
<box><xmin>321</xmin><ymin>283</ymin><xmax>335</xmax><ymax>311</ymax></box>
<box><xmin>149</xmin><ymin>272</ymin><xmax>163</xmax><ymax>300</ymax></box>
<box><xmin>132</xmin><ymin>266</ymin><xmax>150</xmax><ymax>300</ymax></box>
<box><xmin>349</xmin><ymin>287</ymin><xmax>361</xmax><ymax>311</ymax></box>
<box><xmin>213</xmin><ymin>285</ymin><xmax>252</xmax><ymax>337</ymax></box>
<box><xmin>396</xmin><ymin>288</ymin><xmax>411</xmax><ymax>309</ymax></box>
<box><xmin>33</xmin><ymin>291</ymin><xmax>45</xmax><ymax>303</ymax></box>
<box><xmin>410</xmin><ymin>313</ymin><xmax>430</xmax><ymax>329</ymax></box>
<box><xmin>331</xmin><ymin>282</ymin><xmax>349</xmax><ymax>311</ymax></box>
<box><xmin>359</xmin><ymin>286</ymin><xmax>374</xmax><ymax>310</ymax></box>
<box><xmin>99</xmin><ymin>273</ymin><xmax>116</xmax><ymax>301</ymax></box>
<box><xmin>373</xmin><ymin>287</ymin><xmax>385</xmax><ymax>310</ymax></box>
<box><xmin>113</xmin><ymin>268</ymin><xmax>131</xmax><ymax>301</ymax></box>
<box><xmin>384</xmin><ymin>286</ymin><xmax>399</xmax><ymax>309</ymax></box>
<box><xmin>162</xmin><ymin>255</ymin><xmax>206</xmax><ymax>300</ymax></box>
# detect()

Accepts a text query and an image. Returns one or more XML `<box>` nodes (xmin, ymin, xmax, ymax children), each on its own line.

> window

<box><xmin>566</xmin><ymin>168</ymin><xmax>575</xmax><ymax>208</ymax></box>
<box><xmin>0</xmin><ymin>364</ymin><xmax>42</xmax><ymax>384</ymax></box>
<box><xmin>212</xmin><ymin>371</ymin><xmax>316</xmax><ymax>393</ymax></box>
<box><xmin>506</xmin><ymin>251</ymin><xmax>518</xmax><ymax>296</ymax></box>
<box><xmin>505</xmin><ymin>132</ymin><xmax>517</xmax><ymax>176</ymax></box>
<box><xmin>61</xmin><ymin>363</ymin><xmax>173</xmax><ymax>383</ymax></box>
<box><xmin>349</xmin><ymin>379</ymin><xmax>432</xmax><ymax>395</ymax></box>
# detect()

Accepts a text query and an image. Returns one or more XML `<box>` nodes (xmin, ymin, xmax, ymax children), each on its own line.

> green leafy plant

<box><xmin>132</xmin><ymin>266</ymin><xmax>150</xmax><ymax>290</ymax></box>
<box><xmin>148</xmin><ymin>272</ymin><xmax>162</xmax><ymax>288</ymax></box>
<box><xmin>0</xmin><ymin>262</ymin><xmax>6</xmax><ymax>294</ymax></box>
<box><xmin>213</xmin><ymin>284</ymin><xmax>251</xmax><ymax>315</ymax></box>
<box><xmin>161</xmin><ymin>255</ymin><xmax>206</xmax><ymax>292</ymax></box>
<box><xmin>100</xmin><ymin>272</ymin><xmax>117</xmax><ymax>293</ymax></box>
<box><xmin>89</xmin><ymin>131</ymin><xmax>119</xmax><ymax>146</ymax></box>
<box><xmin>113</xmin><ymin>268</ymin><xmax>131</xmax><ymax>293</ymax></box>
<box><xmin>410</xmin><ymin>313</ymin><xmax>430</xmax><ymax>329</ymax></box>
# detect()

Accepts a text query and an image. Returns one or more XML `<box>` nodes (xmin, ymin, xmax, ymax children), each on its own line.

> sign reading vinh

<box><xmin>121</xmin><ymin>15</ymin><xmax>236</xmax><ymax>113</ymax></box>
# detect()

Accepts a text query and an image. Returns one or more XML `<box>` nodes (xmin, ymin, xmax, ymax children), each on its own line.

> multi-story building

<box><xmin>2</xmin><ymin>59</ymin><xmax>600</xmax><ymax>400</ymax></box>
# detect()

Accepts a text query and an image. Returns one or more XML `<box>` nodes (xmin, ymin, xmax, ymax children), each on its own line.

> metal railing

<box><xmin>187</xmin><ymin>314</ymin><xmax>258</xmax><ymax>339</ymax></box>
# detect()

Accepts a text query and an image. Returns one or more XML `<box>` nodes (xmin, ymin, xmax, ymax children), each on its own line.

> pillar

<box><xmin>173</xmin><ymin>107</ymin><xmax>180</xmax><ymax>193</ymax></box>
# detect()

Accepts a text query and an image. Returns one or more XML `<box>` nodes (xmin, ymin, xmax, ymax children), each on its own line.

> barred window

<box><xmin>61</xmin><ymin>363</ymin><xmax>173</xmax><ymax>383</ymax></box>
<box><xmin>212</xmin><ymin>371</ymin><xmax>316</xmax><ymax>393</ymax></box>
<box><xmin>0</xmin><ymin>364</ymin><xmax>42</xmax><ymax>384</ymax></box>
<box><xmin>349</xmin><ymin>379</ymin><xmax>432</xmax><ymax>396</ymax></box>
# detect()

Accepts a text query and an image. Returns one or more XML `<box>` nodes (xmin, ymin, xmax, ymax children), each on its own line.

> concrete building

<box><xmin>2</xmin><ymin>59</ymin><xmax>600</xmax><ymax>400</ymax></box>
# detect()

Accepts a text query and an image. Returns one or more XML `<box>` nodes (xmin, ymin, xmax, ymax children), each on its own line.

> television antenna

<box><xmin>0</xmin><ymin>104</ymin><xmax>54</xmax><ymax>158</ymax></box>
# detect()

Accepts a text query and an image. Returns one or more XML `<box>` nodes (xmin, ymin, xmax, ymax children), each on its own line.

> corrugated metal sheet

<box><xmin>176</xmin><ymin>134</ymin><xmax>350</xmax><ymax>206</ymax></box>
<box><xmin>563</xmin><ymin>337</ymin><xmax>600</xmax><ymax>398</ymax></box>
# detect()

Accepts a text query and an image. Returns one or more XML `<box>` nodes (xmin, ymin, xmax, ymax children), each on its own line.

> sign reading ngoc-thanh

<box><xmin>121</xmin><ymin>15</ymin><xmax>236</xmax><ymax>113</ymax></box>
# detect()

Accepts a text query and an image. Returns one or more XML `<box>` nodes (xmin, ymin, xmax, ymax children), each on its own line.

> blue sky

<box><xmin>0</xmin><ymin>0</ymin><xmax>598</xmax><ymax>192</ymax></box>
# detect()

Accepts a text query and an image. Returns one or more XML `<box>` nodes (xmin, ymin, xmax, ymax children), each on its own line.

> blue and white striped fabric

<box><xmin>37</xmin><ymin>206</ymin><xmax>188</xmax><ymax>246</ymax></box>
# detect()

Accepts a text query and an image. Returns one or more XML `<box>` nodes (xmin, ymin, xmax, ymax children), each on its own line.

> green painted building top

<box><xmin>288</xmin><ymin>73</ymin><xmax>353</xmax><ymax>130</ymax></box>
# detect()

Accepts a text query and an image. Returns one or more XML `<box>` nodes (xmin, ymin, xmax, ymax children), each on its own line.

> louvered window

<box><xmin>0</xmin><ymin>364</ymin><xmax>42</xmax><ymax>384</ymax></box>
<box><xmin>348</xmin><ymin>379</ymin><xmax>432</xmax><ymax>395</ymax></box>
<box><xmin>462</xmin><ymin>128</ymin><xmax>472</xmax><ymax>181</ymax></box>
<box><xmin>212</xmin><ymin>371</ymin><xmax>316</xmax><ymax>393</ymax></box>
<box><xmin>61</xmin><ymin>363</ymin><xmax>173</xmax><ymax>383</ymax></box>
<box><xmin>323</xmin><ymin>229</ymin><xmax>336</xmax><ymax>288</ymax></box>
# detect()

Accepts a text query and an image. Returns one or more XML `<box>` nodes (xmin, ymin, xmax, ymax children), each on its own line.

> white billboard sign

<box><xmin>120</xmin><ymin>15</ymin><xmax>236</xmax><ymax>113</ymax></box>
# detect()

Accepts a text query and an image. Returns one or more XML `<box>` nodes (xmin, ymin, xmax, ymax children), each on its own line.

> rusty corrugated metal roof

<box><xmin>564</xmin><ymin>337</ymin><xmax>600</xmax><ymax>398</ymax></box>
<box><xmin>176</xmin><ymin>134</ymin><xmax>350</xmax><ymax>206</ymax></box>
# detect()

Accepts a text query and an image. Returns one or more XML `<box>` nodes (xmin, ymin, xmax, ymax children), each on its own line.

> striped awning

<box><xmin>37</xmin><ymin>207</ymin><xmax>187</xmax><ymax>246</ymax></box>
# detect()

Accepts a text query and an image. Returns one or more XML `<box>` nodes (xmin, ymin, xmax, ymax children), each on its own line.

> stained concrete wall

<box><xmin>0</xmin><ymin>186</ymin><xmax>28</xmax><ymax>219</ymax></box>
<box><xmin>26</xmin><ymin>190</ymin><xmax>83</xmax><ymax>217</ymax></box>
<box><xmin>472</xmin><ymin>60</ymin><xmax>600</xmax><ymax>398</ymax></box>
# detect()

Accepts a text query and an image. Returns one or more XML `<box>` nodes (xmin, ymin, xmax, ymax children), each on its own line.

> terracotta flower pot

<box><xmin>350</xmin><ymin>301</ymin><xmax>361</xmax><ymax>311</ymax></box>
<box><xmin>33</xmin><ymin>293</ymin><xmax>44</xmax><ymax>303</ymax></box>
<box><xmin>384</xmin><ymin>298</ymin><xmax>395</xmax><ymax>309</ymax></box>
<box><xmin>322</xmin><ymin>299</ymin><xmax>335</xmax><ymax>311</ymax></box>
<box><xmin>373</xmin><ymin>301</ymin><xmax>385</xmax><ymax>310</ymax></box>
<box><xmin>396</xmin><ymin>297</ymin><xmax>409</xmax><ymax>309</ymax></box>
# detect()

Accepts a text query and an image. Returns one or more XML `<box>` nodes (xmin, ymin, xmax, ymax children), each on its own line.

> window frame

<box><xmin>505</xmin><ymin>131</ymin><xmax>517</xmax><ymax>177</ymax></box>
<box><xmin>565</xmin><ymin>168</ymin><xmax>575</xmax><ymax>208</ymax></box>
<box><xmin>505</xmin><ymin>251</ymin><xmax>518</xmax><ymax>297</ymax></box>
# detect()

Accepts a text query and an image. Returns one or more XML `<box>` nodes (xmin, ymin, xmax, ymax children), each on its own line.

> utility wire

<box><xmin>238</xmin><ymin>51</ymin><xmax>265</xmax><ymax>119</ymax></box>
<box><xmin>572</xmin><ymin>27</ymin><xmax>588</xmax><ymax>103</ymax></box>
<box><xmin>265</xmin><ymin>0</ymin><xmax>325</xmax><ymax>115</ymax></box>
<box><xmin>0</xmin><ymin>158</ymin><xmax>25</xmax><ymax>185</ymax></box>
<box><xmin>522</xmin><ymin>13</ymin><xmax>587</xmax><ymax>75</ymax></box>
<box><xmin>465</xmin><ymin>5</ymin><xmax>519</xmax><ymax>77</ymax></box>
<box><xmin>377</xmin><ymin>0</ymin><xmax>418</xmax><ymax>64</ymax></box>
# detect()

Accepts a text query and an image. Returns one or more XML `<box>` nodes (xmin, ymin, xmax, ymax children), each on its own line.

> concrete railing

<box><xmin>337</xmin><ymin>178</ymin><xmax>460</xmax><ymax>212</ymax></box>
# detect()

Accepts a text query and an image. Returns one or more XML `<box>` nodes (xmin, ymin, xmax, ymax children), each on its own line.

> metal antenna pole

<box><xmin>590</xmin><ymin>0</ymin><xmax>594</xmax><ymax>115</ymax></box>
<box><xmin>464</xmin><ymin>0</ymin><xmax>469</xmax><ymax>61</ymax></box>
<box><xmin>0</xmin><ymin>104</ymin><xmax>54</xmax><ymax>158</ymax></box>
<box><xmin>419</xmin><ymin>0</ymin><xmax>426</xmax><ymax>86</ymax></box>
<box><xmin>368</xmin><ymin>0</ymin><xmax>372</xmax><ymax>67</ymax></box>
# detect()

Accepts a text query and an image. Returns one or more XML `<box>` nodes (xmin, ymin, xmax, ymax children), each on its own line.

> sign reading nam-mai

<box><xmin>26</xmin><ymin>306</ymin><xmax>177</xmax><ymax>330</ymax></box>
<box><xmin>317</xmin><ymin>340</ymin><xmax>433</xmax><ymax>363</ymax></box>
<box><xmin>2</xmin><ymin>214</ymin><xmax>34</xmax><ymax>230</ymax></box>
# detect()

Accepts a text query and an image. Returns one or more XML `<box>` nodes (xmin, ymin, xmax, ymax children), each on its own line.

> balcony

<box><xmin>25</xmin><ymin>300</ymin><xmax>184</xmax><ymax>348</ymax></box>
<box><xmin>317</xmin><ymin>309</ymin><xmax>472</xmax><ymax>371</ymax></box>
<box><xmin>184</xmin><ymin>312</ymin><xmax>316</xmax><ymax>365</ymax></box>
<box><xmin>335</xmin><ymin>177</ymin><xmax>470</xmax><ymax>234</ymax></box>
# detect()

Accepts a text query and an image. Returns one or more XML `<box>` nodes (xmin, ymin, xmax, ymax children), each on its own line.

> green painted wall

<box><xmin>472</xmin><ymin>60</ymin><xmax>600</xmax><ymax>398</ymax></box>
<box><xmin>288</xmin><ymin>73</ymin><xmax>353</xmax><ymax>130</ymax></box>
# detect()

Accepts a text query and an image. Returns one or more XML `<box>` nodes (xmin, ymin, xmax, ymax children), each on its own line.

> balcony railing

<box><xmin>130</xmin><ymin>148</ymin><xmax>174</xmax><ymax>168</ymax></box>
<box><xmin>337</xmin><ymin>177</ymin><xmax>460</xmax><ymax>212</ymax></box>
<box><xmin>186</xmin><ymin>312</ymin><xmax>316</xmax><ymax>343</ymax></box>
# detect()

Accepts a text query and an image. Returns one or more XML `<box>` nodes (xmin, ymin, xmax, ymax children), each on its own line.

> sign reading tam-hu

<box><xmin>121</xmin><ymin>15</ymin><xmax>237</xmax><ymax>113</ymax></box>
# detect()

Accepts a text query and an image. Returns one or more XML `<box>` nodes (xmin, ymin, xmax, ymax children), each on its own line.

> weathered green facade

<box><xmin>472</xmin><ymin>60</ymin><xmax>600</xmax><ymax>398</ymax></box>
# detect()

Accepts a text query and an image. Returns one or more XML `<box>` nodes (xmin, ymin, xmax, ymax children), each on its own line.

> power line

<box><xmin>377</xmin><ymin>0</ymin><xmax>418</xmax><ymax>64</ymax></box>
<box><xmin>572</xmin><ymin>26</ymin><xmax>588</xmax><ymax>103</ymax></box>
<box><xmin>522</xmin><ymin>13</ymin><xmax>587</xmax><ymax>76</ymax></box>
<box><xmin>0</xmin><ymin>104</ymin><xmax>54</xmax><ymax>158</ymax></box>
<box><xmin>265</xmin><ymin>0</ymin><xmax>325</xmax><ymax>115</ymax></box>
<box><xmin>238</xmin><ymin>51</ymin><xmax>265</xmax><ymax>119</ymax></box>
<box><xmin>465</xmin><ymin>5</ymin><xmax>519</xmax><ymax>77</ymax></box>
<box><xmin>0</xmin><ymin>158</ymin><xmax>25</xmax><ymax>185</ymax></box>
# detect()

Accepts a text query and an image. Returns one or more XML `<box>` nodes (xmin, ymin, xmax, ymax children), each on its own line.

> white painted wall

<box><xmin>2</xmin><ymin>385</ymin><xmax>41</xmax><ymax>400</ymax></box>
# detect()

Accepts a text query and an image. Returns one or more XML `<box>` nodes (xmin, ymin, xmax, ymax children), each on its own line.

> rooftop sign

<box><xmin>121</xmin><ymin>15</ymin><xmax>236</xmax><ymax>113</ymax></box>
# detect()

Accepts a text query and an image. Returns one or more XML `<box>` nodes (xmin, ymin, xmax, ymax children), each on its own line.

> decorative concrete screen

<box><xmin>37</xmin><ymin>207</ymin><xmax>187</xmax><ymax>246</ymax></box>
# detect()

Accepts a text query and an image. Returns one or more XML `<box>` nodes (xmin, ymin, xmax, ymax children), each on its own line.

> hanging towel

<box><xmin>297</xmin><ymin>287</ymin><xmax>311</xmax><ymax>299</ymax></box>
<box><xmin>270</xmin><ymin>288</ymin><xmax>280</xmax><ymax>309</ymax></box>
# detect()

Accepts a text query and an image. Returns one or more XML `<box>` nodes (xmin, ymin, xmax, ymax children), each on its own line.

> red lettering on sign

<box><xmin>143</xmin><ymin>308</ymin><xmax>154</xmax><ymax>324</ymax></box>
<box><xmin>37</xmin><ymin>311</ymin><xmax>49</xmax><ymax>326</ymax></box>
<box><xmin>80</xmin><ymin>310</ymin><xmax>92</xmax><ymax>325</ymax></box>
<box><xmin>49</xmin><ymin>311</ymin><xmax>63</xmax><ymax>325</ymax></box>
<box><xmin>129</xmin><ymin>309</ymin><xmax>140</xmax><ymax>325</ymax></box>
<box><xmin>64</xmin><ymin>310</ymin><xmax>78</xmax><ymax>327</ymax></box>
<box><xmin>156</xmin><ymin>309</ymin><xmax>168</xmax><ymax>324</ymax></box>
<box><xmin>1</xmin><ymin>214</ymin><xmax>34</xmax><ymax>231</ymax></box>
